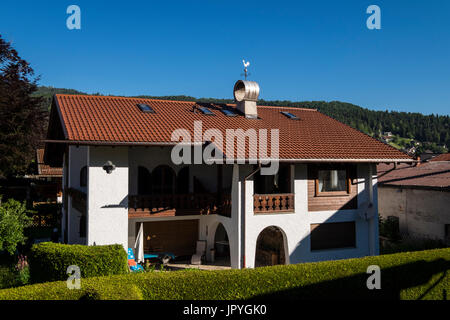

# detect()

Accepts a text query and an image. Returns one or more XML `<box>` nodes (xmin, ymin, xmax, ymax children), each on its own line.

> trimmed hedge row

<box><xmin>2</xmin><ymin>248</ymin><xmax>448</xmax><ymax>300</ymax></box>
<box><xmin>28</xmin><ymin>242</ymin><xmax>128</xmax><ymax>283</ymax></box>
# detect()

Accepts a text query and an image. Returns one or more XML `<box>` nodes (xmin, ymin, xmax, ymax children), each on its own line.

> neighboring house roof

<box><xmin>36</xmin><ymin>148</ymin><xmax>63</xmax><ymax>177</ymax></box>
<box><xmin>429</xmin><ymin>153</ymin><xmax>450</xmax><ymax>162</ymax></box>
<box><xmin>377</xmin><ymin>162</ymin><xmax>450</xmax><ymax>190</ymax></box>
<box><xmin>46</xmin><ymin>94</ymin><xmax>413</xmax><ymax>163</ymax></box>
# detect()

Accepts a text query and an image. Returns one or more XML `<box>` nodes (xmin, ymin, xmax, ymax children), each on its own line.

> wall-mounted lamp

<box><xmin>102</xmin><ymin>161</ymin><xmax>116</xmax><ymax>174</ymax></box>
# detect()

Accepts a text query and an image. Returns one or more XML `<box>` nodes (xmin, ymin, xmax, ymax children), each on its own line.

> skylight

<box><xmin>137</xmin><ymin>103</ymin><xmax>156</xmax><ymax>113</ymax></box>
<box><xmin>198</xmin><ymin>107</ymin><xmax>215</xmax><ymax>115</ymax></box>
<box><xmin>281</xmin><ymin>111</ymin><xmax>299</xmax><ymax>120</ymax></box>
<box><xmin>221</xmin><ymin>109</ymin><xmax>237</xmax><ymax>117</ymax></box>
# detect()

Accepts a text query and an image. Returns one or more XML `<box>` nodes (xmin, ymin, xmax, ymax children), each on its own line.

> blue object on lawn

<box><xmin>127</xmin><ymin>248</ymin><xmax>144</xmax><ymax>272</ymax></box>
<box><xmin>144</xmin><ymin>253</ymin><xmax>176</xmax><ymax>260</ymax></box>
<box><xmin>127</xmin><ymin>248</ymin><xmax>135</xmax><ymax>260</ymax></box>
<box><xmin>130</xmin><ymin>264</ymin><xmax>144</xmax><ymax>271</ymax></box>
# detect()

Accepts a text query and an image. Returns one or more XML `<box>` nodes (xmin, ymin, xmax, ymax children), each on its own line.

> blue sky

<box><xmin>1</xmin><ymin>0</ymin><xmax>449</xmax><ymax>115</ymax></box>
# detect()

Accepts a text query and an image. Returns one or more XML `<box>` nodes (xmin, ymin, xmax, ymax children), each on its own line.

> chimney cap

<box><xmin>233</xmin><ymin>80</ymin><xmax>260</xmax><ymax>102</ymax></box>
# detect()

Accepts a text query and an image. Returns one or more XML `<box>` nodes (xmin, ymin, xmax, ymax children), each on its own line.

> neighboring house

<box><xmin>377</xmin><ymin>154</ymin><xmax>450</xmax><ymax>244</ymax></box>
<box><xmin>420</xmin><ymin>151</ymin><xmax>440</xmax><ymax>162</ymax></box>
<box><xmin>43</xmin><ymin>80</ymin><xmax>413</xmax><ymax>268</ymax></box>
<box><xmin>33</xmin><ymin>148</ymin><xmax>63</xmax><ymax>203</ymax></box>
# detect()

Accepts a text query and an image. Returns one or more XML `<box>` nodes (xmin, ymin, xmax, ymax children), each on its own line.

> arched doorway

<box><xmin>152</xmin><ymin>165</ymin><xmax>176</xmax><ymax>194</ymax></box>
<box><xmin>176</xmin><ymin>166</ymin><xmax>190</xmax><ymax>194</ymax></box>
<box><xmin>137</xmin><ymin>166</ymin><xmax>152</xmax><ymax>195</ymax></box>
<box><xmin>255</xmin><ymin>226</ymin><xmax>287</xmax><ymax>267</ymax></box>
<box><xmin>213</xmin><ymin>223</ymin><xmax>230</xmax><ymax>266</ymax></box>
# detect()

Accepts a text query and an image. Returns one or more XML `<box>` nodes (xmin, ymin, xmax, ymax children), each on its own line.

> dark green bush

<box><xmin>1</xmin><ymin>248</ymin><xmax>448</xmax><ymax>300</ymax></box>
<box><xmin>28</xmin><ymin>242</ymin><xmax>128</xmax><ymax>283</ymax></box>
<box><xmin>379</xmin><ymin>216</ymin><xmax>401</xmax><ymax>241</ymax></box>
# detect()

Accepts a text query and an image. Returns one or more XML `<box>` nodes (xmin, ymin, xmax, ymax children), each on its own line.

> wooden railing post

<box><xmin>253</xmin><ymin>193</ymin><xmax>295</xmax><ymax>214</ymax></box>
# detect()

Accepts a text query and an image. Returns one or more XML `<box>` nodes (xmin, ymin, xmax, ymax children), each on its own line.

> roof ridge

<box><xmin>54</xmin><ymin>94</ymin><xmax>318</xmax><ymax>110</ymax></box>
<box><xmin>55</xmin><ymin>94</ymin><xmax>197</xmax><ymax>104</ymax></box>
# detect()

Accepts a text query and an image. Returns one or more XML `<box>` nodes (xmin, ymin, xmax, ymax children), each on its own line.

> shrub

<box><xmin>379</xmin><ymin>216</ymin><xmax>401</xmax><ymax>241</ymax></box>
<box><xmin>28</xmin><ymin>242</ymin><xmax>128</xmax><ymax>283</ymax></box>
<box><xmin>0</xmin><ymin>248</ymin><xmax>448</xmax><ymax>300</ymax></box>
<box><xmin>0</xmin><ymin>198</ymin><xmax>32</xmax><ymax>255</ymax></box>
<box><xmin>381</xmin><ymin>236</ymin><xmax>446</xmax><ymax>255</ymax></box>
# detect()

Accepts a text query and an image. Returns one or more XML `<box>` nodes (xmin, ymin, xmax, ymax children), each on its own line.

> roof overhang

<box><xmin>44</xmin><ymin>138</ymin><xmax>415</xmax><ymax>166</ymax></box>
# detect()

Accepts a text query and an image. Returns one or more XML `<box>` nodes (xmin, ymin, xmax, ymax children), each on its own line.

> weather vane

<box><xmin>242</xmin><ymin>59</ymin><xmax>250</xmax><ymax>80</ymax></box>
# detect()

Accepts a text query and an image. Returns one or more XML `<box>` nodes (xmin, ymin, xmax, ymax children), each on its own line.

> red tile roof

<box><xmin>377</xmin><ymin>162</ymin><xmax>450</xmax><ymax>189</ymax></box>
<box><xmin>429</xmin><ymin>153</ymin><xmax>450</xmax><ymax>162</ymax></box>
<box><xmin>36</xmin><ymin>148</ymin><xmax>62</xmax><ymax>176</ymax></box>
<box><xmin>50</xmin><ymin>94</ymin><xmax>413</xmax><ymax>162</ymax></box>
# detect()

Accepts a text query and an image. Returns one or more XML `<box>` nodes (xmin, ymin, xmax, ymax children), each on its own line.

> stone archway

<box><xmin>255</xmin><ymin>226</ymin><xmax>288</xmax><ymax>267</ymax></box>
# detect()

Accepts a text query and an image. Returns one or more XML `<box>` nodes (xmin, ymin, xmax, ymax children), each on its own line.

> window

<box><xmin>80</xmin><ymin>166</ymin><xmax>87</xmax><ymax>187</ymax></box>
<box><xmin>137</xmin><ymin>103</ymin><xmax>156</xmax><ymax>113</ymax></box>
<box><xmin>315</xmin><ymin>167</ymin><xmax>350</xmax><ymax>196</ymax></box>
<box><xmin>310</xmin><ymin>222</ymin><xmax>356</xmax><ymax>251</ymax></box>
<box><xmin>318</xmin><ymin>169</ymin><xmax>347</xmax><ymax>192</ymax></box>
<box><xmin>198</xmin><ymin>107</ymin><xmax>215</xmax><ymax>115</ymax></box>
<box><xmin>280</xmin><ymin>111</ymin><xmax>299</xmax><ymax>120</ymax></box>
<box><xmin>221</xmin><ymin>109</ymin><xmax>237</xmax><ymax>117</ymax></box>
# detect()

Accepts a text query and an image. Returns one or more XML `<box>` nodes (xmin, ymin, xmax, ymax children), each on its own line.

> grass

<box><xmin>0</xmin><ymin>248</ymin><xmax>448</xmax><ymax>300</ymax></box>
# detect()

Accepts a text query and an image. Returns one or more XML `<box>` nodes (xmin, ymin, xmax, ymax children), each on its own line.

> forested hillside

<box><xmin>35</xmin><ymin>86</ymin><xmax>449</xmax><ymax>154</ymax></box>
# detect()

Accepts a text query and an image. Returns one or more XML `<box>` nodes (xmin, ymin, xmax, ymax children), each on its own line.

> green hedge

<box><xmin>28</xmin><ymin>242</ymin><xmax>128</xmax><ymax>283</ymax></box>
<box><xmin>1</xmin><ymin>248</ymin><xmax>448</xmax><ymax>300</ymax></box>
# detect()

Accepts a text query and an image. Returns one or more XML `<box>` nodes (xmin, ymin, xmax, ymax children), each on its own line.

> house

<box><xmin>43</xmin><ymin>80</ymin><xmax>413</xmax><ymax>268</ymax></box>
<box><xmin>32</xmin><ymin>148</ymin><xmax>63</xmax><ymax>204</ymax></box>
<box><xmin>377</xmin><ymin>153</ymin><xmax>450</xmax><ymax>244</ymax></box>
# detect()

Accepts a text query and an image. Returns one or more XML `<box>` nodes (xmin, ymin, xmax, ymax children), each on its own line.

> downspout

<box><xmin>367</xmin><ymin>164</ymin><xmax>375</xmax><ymax>256</ymax></box>
<box><xmin>242</xmin><ymin>163</ymin><xmax>262</xmax><ymax>268</ymax></box>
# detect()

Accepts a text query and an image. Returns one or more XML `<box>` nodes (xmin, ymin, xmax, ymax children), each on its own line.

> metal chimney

<box><xmin>233</xmin><ymin>80</ymin><xmax>260</xmax><ymax>119</ymax></box>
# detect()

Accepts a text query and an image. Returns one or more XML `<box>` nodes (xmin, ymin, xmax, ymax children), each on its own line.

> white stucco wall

<box><xmin>87</xmin><ymin>146</ymin><xmax>129</xmax><ymax>249</ymax></box>
<box><xmin>243</xmin><ymin>163</ymin><xmax>377</xmax><ymax>268</ymax></box>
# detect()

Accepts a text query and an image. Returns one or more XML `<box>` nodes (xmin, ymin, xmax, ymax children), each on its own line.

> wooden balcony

<box><xmin>253</xmin><ymin>193</ymin><xmax>295</xmax><ymax>214</ymax></box>
<box><xmin>128</xmin><ymin>193</ymin><xmax>231</xmax><ymax>218</ymax></box>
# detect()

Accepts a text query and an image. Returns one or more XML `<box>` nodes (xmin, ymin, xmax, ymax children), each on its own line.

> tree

<box><xmin>0</xmin><ymin>34</ymin><xmax>47</xmax><ymax>178</ymax></box>
<box><xmin>0</xmin><ymin>198</ymin><xmax>32</xmax><ymax>255</ymax></box>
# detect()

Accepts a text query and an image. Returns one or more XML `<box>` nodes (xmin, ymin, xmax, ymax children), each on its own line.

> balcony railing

<box><xmin>253</xmin><ymin>193</ymin><xmax>295</xmax><ymax>214</ymax></box>
<box><xmin>129</xmin><ymin>193</ymin><xmax>231</xmax><ymax>217</ymax></box>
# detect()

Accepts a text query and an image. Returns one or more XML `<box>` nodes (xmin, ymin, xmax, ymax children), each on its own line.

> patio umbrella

<box><xmin>134</xmin><ymin>222</ymin><xmax>144</xmax><ymax>263</ymax></box>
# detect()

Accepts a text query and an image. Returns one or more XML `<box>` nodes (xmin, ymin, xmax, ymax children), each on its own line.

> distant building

<box><xmin>377</xmin><ymin>157</ymin><xmax>450</xmax><ymax>244</ymax></box>
<box><xmin>30</xmin><ymin>148</ymin><xmax>63</xmax><ymax>203</ymax></box>
<box><xmin>420</xmin><ymin>151</ymin><xmax>441</xmax><ymax>162</ymax></box>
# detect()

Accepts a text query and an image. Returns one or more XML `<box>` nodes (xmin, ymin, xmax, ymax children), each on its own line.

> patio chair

<box><xmin>127</xmin><ymin>248</ymin><xmax>144</xmax><ymax>272</ymax></box>
<box><xmin>191</xmin><ymin>240</ymin><xmax>207</xmax><ymax>265</ymax></box>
